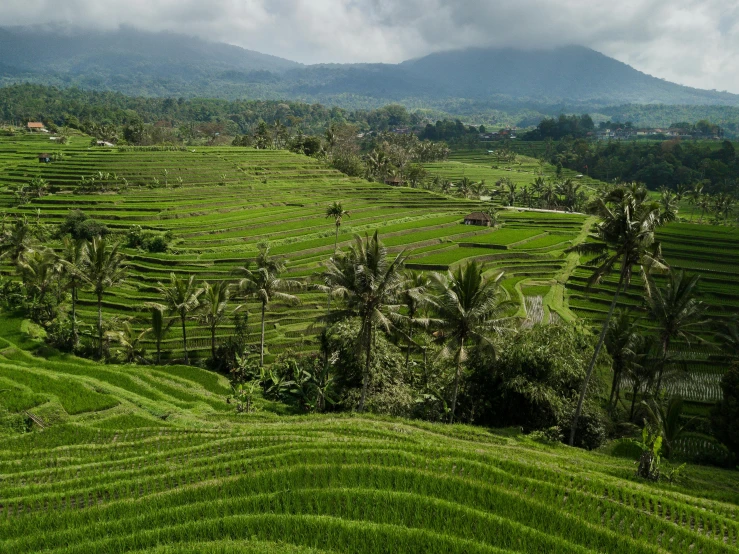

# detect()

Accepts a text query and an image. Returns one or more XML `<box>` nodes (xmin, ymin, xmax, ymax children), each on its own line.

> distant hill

<box><xmin>1</xmin><ymin>26</ymin><xmax>739</xmax><ymax>120</ymax></box>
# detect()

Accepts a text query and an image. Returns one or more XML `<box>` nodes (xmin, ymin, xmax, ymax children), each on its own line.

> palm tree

<box><xmin>16</xmin><ymin>248</ymin><xmax>57</xmax><ymax>319</ymax></box>
<box><xmin>457</xmin><ymin>176</ymin><xmax>474</xmax><ymax>198</ymax></box>
<box><xmin>659</xmin><ymin>188</ymin><xmax>679</xmax><ymax>222</ymax></box>
<box><xmin>430</xmin><ymin>262</ymin><xmax>513</xmax><ymax>422</ymax></box>
<box><xmin>198</xmin><ymin>281</ymin><xmax>237</xmax><ymax>361</ymax></box>
<box><xmin>688</xmin><ymin>183</ymin><xmax>703</xmax><ymax>221</ymax></box>
<box><xmin>323</xmin><ymin>231</ymin><xmax>408</xmax><ymax>411</ymax></box>
<box><xmin>84</xmin><ymin>238</ymin><xmax>127</xmax><ymax>359</ymax></box>
<box><xmin>645</xmin><ymin>271</ymin><xmax>708</xmax><ymax>391</ymax></box>
<box><xmin>626</xmin><ymin>335</ymin><xmax>660</xmax><ymax>421</ymax></box>
<box><xmin>605</xmin><ymin>310</ymin><xmax>640</xmax><ymax>411</ymax></box>
<box><xmin>557</xmin><ymin>179</ymin><xmax>582</xmax><ymax>212</ymax></box>
<box><xmin>697</xmin><ymin>194</ymin><xmax>712</xmax><ymax>224</ymax></box>
<box><xmin>642</xmin><ymin>397</ymin><xmax>694</xmax><ymax>459</ymax></box>
<box><xmin>145</xmin><ymin>304</ymin><xmax>173</xmax><ymax>365</ymax></box>
<box><xmin>237</xmin><ymin>243</ymin><xmax>301</xmax><ymax>366</ymax></box>
<box><xmin>0</xmin><ymin>215</ymin><xmax>34</xmax><ymax>263</ymax></box>
<box><xmin>107</xmin><ymin>321</ymin><xmax>147</xmax><ymax>364</ymax></box>
<box><xmin>398</xmin><ymin>271</ymin><xmax>431</xmax><ymax>372</ymax></box>
<box><xmin>156</xmin><ymin>273</ymin><xmax>203</xmax><ymax>365</ymax></box>
<box><xmin>58</xmin><ymin>237</ymin><xmax>88</xmax><ymax>345</ymax></box>
<box><xmin>541</xmin><ymin>181</ymin><xmax>558</xmax><ymax>210</ymax></box>
<box><xmin>565</xmin><ymin>184</ymin><xmax>668</xmax><ymax>446</ymax></box>
<box><xmin>325</xmin><ymin>201</ymin><xmax>350</xmax><ymax>258</ymax></box>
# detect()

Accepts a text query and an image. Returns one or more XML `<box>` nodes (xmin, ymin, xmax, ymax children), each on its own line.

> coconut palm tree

<box><xmin>323</xmin><ymin>231</ymin><xmax>408</xmax><ymax>411</ymax></box>
<box><xmin>16</xmin><ymin>248</ymin><xmax>57</xmax><ymax>320</ymax></box>
<box><xmin>645</xmin><ymin>271</ymin><xmax>708</xmax><ymax>391</ymax></box>
<box><xmin>156</xmin><ymin>273</ymin><xmax>203</xmax><ymax>365</ymax></box>
<box><xmin>325</xmin><ymin>202</ymin><xmax>350</xmax><ymax>253</ymax></box>
<box><xmin>57</xmin><ymin>237</ymin><xmax>88</xmax><ymax>345</ymax></box>
<box><xmin>145</xmin><ymin>304</ymin><xmax>173</xmax><ymax>365</ymax></box>
<box><xmin>688</xmin><ymin>183</ymin><xmax>704</xmax><ymax>221</ymax></box>
<box><xmin>659</xmin><ymin>188</ymin><xmax>679</xmax><ymax>222</ymax></box>
<box><xmin>605</xmin><ymin>310</ymin><xmax>641</xmax><ymax>411</ymax></box>
<box><xmin>565</xmin><ymin>184</ymin><xmax>668</xmax><ymax>446</ymax></box>
<box><xmin>430</xmin><ymin>262</ymin><xmax>513</xmax><ymax>422</ymax></box>
<box><xmin>197</xmin><ymin>281</ymin><xmax>238</xmax><ymax>361</ymax></box>
<box><xmin>642</xmin><ymin>397</ymin><xmax>694</xmax><ymax>459</ymax></box>
<box><xmin>697</xmin><ymin>194</ymin><xmax>712</xmax><ymax>224</ymax></box>
<box><xmin>84</xmin><ymin>237</ymin><xmax>127</xmax><ymax>359</ymax></box>
<box><xmin>0</xmin><ymin>215</ymin><xmax>34</xmax><ymax>263</ymax></box>
<box><xmin>457</xmin><ymin>176</ymin><xmax>474</xmax><ymax>198</ymax></box>
<box><xmin>107</xmin><ymin>321</ymin><xmax>147</xmax><ymax>364</ymax></box>
<box><xmin>541</xmin><ymin>181</ymin><xmax>558</xmax><ymax>210</ymax></box>
<box><xmin>398</xmin><ymin>271</ymin><xmax>431</xmax><ymax>372</ymax></box>
<box><xmin>626</xmin><ymin>335</ymin><xmax>660</xmax><ymax>421</ymax></box>
<box><xmin>236</xmin><ymin>243</ymin><xmax>302</xmax><ymax>366</ymax></box>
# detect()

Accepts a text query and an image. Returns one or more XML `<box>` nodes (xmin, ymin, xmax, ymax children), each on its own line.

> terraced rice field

<box><xmin>0</xmin><ymin>134</ymin><xmax>589</xmax><ymax>363</ymax></box>
<box><xmin>567</xmin><ymin>221</ymin><xmax>739</xmax><ymax>403</ymax></box>
<box><xmin>1</xmin><ymin>316</ymin><xmax>738</xmax><ymax>554</ymax></box>
<box><xmin>1</xmin><ymin>134</ymin><xmax>737</xmax><ymax>404</ymax></box>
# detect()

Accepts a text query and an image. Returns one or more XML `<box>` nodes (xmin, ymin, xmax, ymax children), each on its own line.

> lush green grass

<box><xmin>0</xmin><ymin>324</ymin><xmax>737</xmax><ymax>554</ymax></box>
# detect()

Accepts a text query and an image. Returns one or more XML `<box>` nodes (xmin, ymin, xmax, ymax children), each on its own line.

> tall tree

<box><xmin>156</xmin><ymin>273</ymin><xmax>203</xmax><ymax>365</ymax></box>
<box><xmin>197</xmin><ymin>281</ymin><xmax>237</xmax><ymax>361</ymax></box>
<box><xmin>325</xmin><ymin>201</ymin><xmax>350</xmax><ymax>253</ymax></box>
<box><xmin>0</xmin><ymin>215</ymin><xmax>34</xmax><ymax>263</ymax></box>
<box><xmin>84</xmin><ymin>237</ymin><xmax>127</xmax><ymax>359</ymax></box>
<box><xmin>430</xmin><ymin>262</ymin><xmax>513</xmax><ymax>422</ymax></box>
<box><xmin>237</xmin><ymin>243</ymin><xmax>301</xmax><ymax>366</ymax></box>
<box><xmin>398</xmin><ymin>271</ymin><xmax>431</xmax><ymax>372</ymax></box>
<box><xmin>645</xmin><ymin>271</ymin><xmax>708</xmax><ymax>391</ymax></box>
<box><xmin>323</xmin><ymin>231</ymin><xmax>408</xmax><ymax>411</ymax></box>
<box><xmin>16</xmin><ymin>247</ymin><xmax>57</xmax><ymax>320</ymax></box>
<box><xmin>145</xmin><ymin>304</ymin><xmax>172</xmax><ymax>365</ymax></box>
<box><xmin>605</xmin><ymin>310</ymin><xmax>640</xmax><ymax>411</ymax></box>
<box><xmin>57</xmin><ymin>237</ymin><xmax>88</xmax><ymax>345</ymax></box>
<box><xmin>566</xmin><ymin>184</ymin><xmax>668</xmax><ymax>446</ymax></box>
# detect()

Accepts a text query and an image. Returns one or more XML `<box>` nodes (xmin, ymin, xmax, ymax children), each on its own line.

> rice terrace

<box><xmin>1</xmin><ymin>7</ymin><xmax>739</xmax><ymax>554</ymax></box>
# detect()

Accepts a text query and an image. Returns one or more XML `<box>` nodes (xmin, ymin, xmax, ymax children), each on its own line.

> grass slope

<box><xmin>1</xmin><ymin>317</ymin><xmax>738</xmax><ymax>553</ymax></box>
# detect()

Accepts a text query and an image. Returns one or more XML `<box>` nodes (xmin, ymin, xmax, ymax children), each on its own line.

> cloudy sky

<box><xmin>2</xmin><ymin>0</ymin><xmax>738</xmax><ymax>92</ymax></box>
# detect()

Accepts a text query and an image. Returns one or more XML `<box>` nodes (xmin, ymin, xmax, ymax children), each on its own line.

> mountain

<box><xmin>1</xmin><ymin>26</ymin><xmax>738</xmax><ymax>114</ymax></box>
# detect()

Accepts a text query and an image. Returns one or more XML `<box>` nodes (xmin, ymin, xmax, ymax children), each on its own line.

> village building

<box><xmin>27</xmin><ymin>122</ymin><xmax>47</xmax><ymax>132</ymax></box>
<box><xmin>463</xmin><ymin>211</ymin><xmax>492</xmax><ymax>226</ymax></box>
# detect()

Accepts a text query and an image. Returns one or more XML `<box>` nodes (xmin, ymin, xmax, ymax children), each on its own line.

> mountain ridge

<box><xmin>0</xmin><ymin>25</ymin><xmax>738</xmax><ymax>113</ymax></box>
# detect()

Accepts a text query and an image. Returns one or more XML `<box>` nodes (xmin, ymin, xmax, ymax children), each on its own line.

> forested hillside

<box><xmin>2</xmin><ymin>27</ymin><xmax>739</xmax><ymax>127</ymax></box>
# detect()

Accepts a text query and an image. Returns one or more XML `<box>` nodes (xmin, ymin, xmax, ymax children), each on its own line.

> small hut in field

<box><xmin>38</xmin><ymin>153</ymin><xmax>51</xmax><ymax>163</ymax></box>
<box><xmin>463</xmin><ymin>212</ymin><xmax>492</xmax><ymax>226</ymax></box>
<box><xmin>27</xmin><ymin>122</ymin><xmax>46</xmax><ymax>132</ymax></box>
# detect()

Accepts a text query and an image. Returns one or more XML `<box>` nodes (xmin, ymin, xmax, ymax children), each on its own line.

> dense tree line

<box><xmin>522</xmin><ymin>114</ymin><xmax>595</xmax><ymax>140</ymax></box>
<box><xmin>0</xmin><ymin>84</ymin><xmax>427</xmax><ymax>144</ymax></box>
<box><xmin>548</xmin><ymin>138</ymin><xmax>739</xmax><ymax>192</ymax></box>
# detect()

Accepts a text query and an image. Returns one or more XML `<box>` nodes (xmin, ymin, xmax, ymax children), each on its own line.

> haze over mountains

<box><xmin>2</xmin><ymin>25</ymin><xmax>739</xmax><ymax>119</ymax></box>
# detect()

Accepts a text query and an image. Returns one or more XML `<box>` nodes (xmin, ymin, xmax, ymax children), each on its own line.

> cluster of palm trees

<box><xmin>565</xmin><ymin>182</ymin><xmax>739</xmax><ymax>448</ymax></box>
<box><xmin>320</xmin><ymin>229</ymin><xmax>513</xmax><ymax>419</ymax></box>
<box><xmin>0</xmin><ymin>226</ymin><xmax>126</xmax><ymax>359</ymax></box>
<box><xmin>145</xmin><ymin>243</ymin><xmax>302</xmax><ymax>367</ymax></box>
<box><xmin>676</xmin><ymin>182</ymin><xmax>737</xmax><ymax>225</ymax></box>
<box><xmin>423</xmin><ymin>175</ymin><xmax>586</xmax><ymax>212</ymax></box>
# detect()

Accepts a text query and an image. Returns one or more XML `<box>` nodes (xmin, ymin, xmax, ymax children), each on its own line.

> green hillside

<box><xmin>0</xmin><ymin>133</ymin><xmax>735</xmax><ymax>404</ymax></box>
<box><xmin>1</xmin><ymin>314</ymin><xmax>738</xmax><ymax>553</ymax></box>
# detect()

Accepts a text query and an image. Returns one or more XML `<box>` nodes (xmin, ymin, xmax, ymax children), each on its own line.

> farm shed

<box><xmin>27</xmin><ymin>122</ymin><xmax>46</xmax><ymax>132</ymax></box>
<box><xmin>384</xmin><ymin>176</ymin><xmax>404</xmax><ymax>186</ymax></box>
<box><xmin>464</xmin><ymin>212</ymin><xmax>492</xmax><ymax>226</ymax></box>
<box><xmin>38</xmin><ymin>153</ymin><xmax>51</xmax><ymax>163</ymax></box>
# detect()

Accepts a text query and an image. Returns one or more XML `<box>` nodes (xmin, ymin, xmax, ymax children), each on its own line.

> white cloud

<box><xmin>1</xmin><ymin>0</ymin><xmax>738</xmax><ymax>92</ymax></box>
